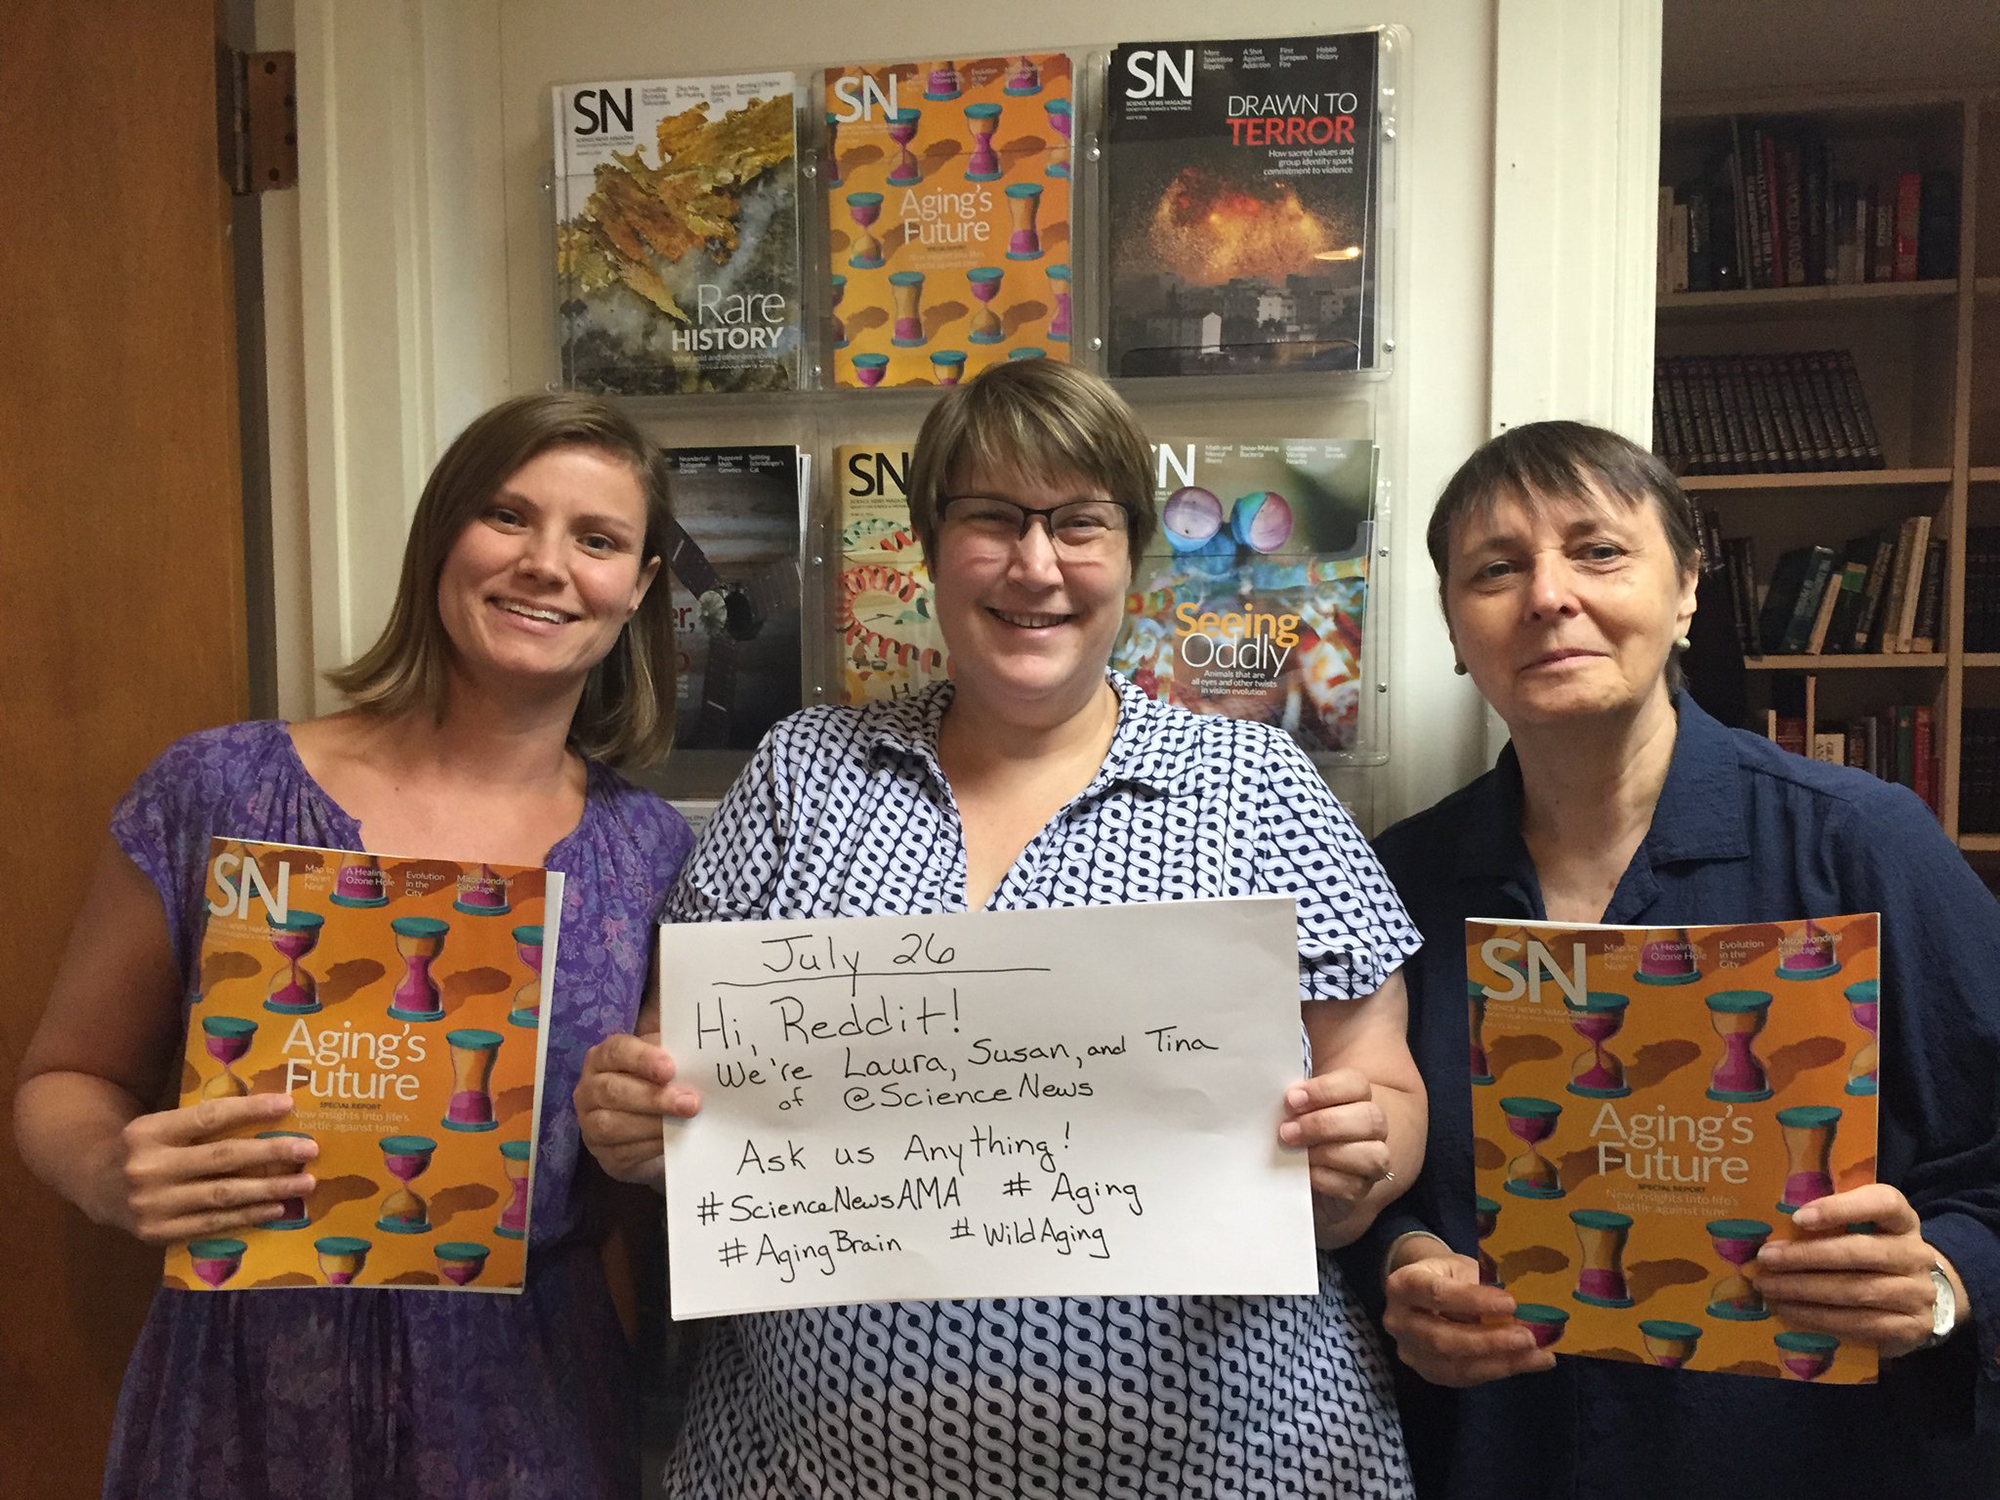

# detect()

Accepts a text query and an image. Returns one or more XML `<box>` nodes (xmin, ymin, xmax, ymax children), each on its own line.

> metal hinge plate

<box><xmin>221</xmin><ymin>49</ymin><xmax>297</xmax><ymax>195</ymax></box>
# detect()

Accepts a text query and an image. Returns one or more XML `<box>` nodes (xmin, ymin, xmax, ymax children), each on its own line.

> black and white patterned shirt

<box><xmin>662</xmin><ymin>674</ymin><xmax>1421</xmax><ymax>1499</ymax></box>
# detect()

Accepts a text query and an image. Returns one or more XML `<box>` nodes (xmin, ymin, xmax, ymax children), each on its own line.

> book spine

<box><xmin>1895</xmin><ymin>514</ymin><xmax>1933</xmax><ymax>651</ymax></box>
<box><xmin>1686</xmin><ymin>184</ymin><xmax>1713</xmax><ymax>292</ymax></box>
<box><xmin>1913</xmin><ymin>705</ymin><xmax>1936</xmax><ymax>812</ymax></box>
<box><xmin>1687</xmin><ymin>357</ymin><xmax>1726</xmax><ymax>473</ymax></box>
<box><xmin>1805</xmin><ymin>563</ymin><xmax>1844</xmax><ymax>654</ymax></box>
<box><xmin>1822</xmin><ymin>558</ymin><xmax>1867</xmax><ymax>655</ymax></box>
<box><xmin>1893</xmin><ymin>171</ymin><xmax>1922</xmax><ymax>281</ymax></box>
<box><xmin>1663</xmin><ymin>357</ymin><xmax>1701</xmax><ymax>474</ymax></box>
<box><xmin>1877</xmin><ymin>517</ymin><xmax>1917</xmax><ymax>653</ymax></box>
<box><xmin>1895</xmin><ymin>705</ymin><xmax>1916</xmax><ymax>790</ymax></box>
<box><xmin>1844</xmin><ymin>721</ymin><xmax>1866</xmax><ymax>769</ymax></box>
<box><xmin>1910</xmin><ymin>536</ymin><xmax>1947</xmax><ymax>653</ymax></box>
<box><xmin>1853</xmin><ymin>532</ymin><xmax>1896</xmax><ymax>652</ymax></box>
<box><xmin>1832</xmin><ymin>351</ymin><xmax>1886</xmax><ymax>468</ymax></box>
<box><xmin>1723</xmin><ymin>357</ymin><xmax>1771</xmax><ymax>470</ymax></box>
<box><xmin>1759</xmin><ymin>130</ymin><xmax>1785</xmax><ymax>286</ymax></box>
<box><xmin>1783</xmin><ymin>547</ymin><xmax>1838</xmax><ymax>653</ymax></box>
<box><xmin>1811</xmin><ymin>731</ymin><xmax>1844</xmax><ymax>765</ymax></box>
<box><xmin>1870</xmin><ymin>176</ymin><xmax>1897</xmax><ymax>282</ymax></box>
<box><xmin>1781</xmin><ymin>138</ymin><xmax>1809</xmax><ymax>287</ymax></box>
<box><xmin>1757</xmin><ymin>356</ymin><xmax>1806</xmax><ymax>471</ymax></box>
<box><xmin>1727</xmin><ymin>536</ymin><xmax>1763</xmax><ymax>659</ymax></box>
<box><xmin>1833</xmin><ymin>181</ymin><xmax>1862</xmax><ymax>284</ymax></box>
<box><xmin>1726</xmin><ymin>119</ymin><xmax>1754</xmax><ymax>291</ymax></box>
<box><xmin>1781</xmin><ymin>353</ymin><xmax>1837</xmax><ymax>469</ymax></box>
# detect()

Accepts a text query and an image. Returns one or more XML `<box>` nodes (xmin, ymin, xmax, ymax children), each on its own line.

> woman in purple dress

<box><xmin>15</xmin><ymin>393</ymin><xmax>694</xmax><ymax>1498</ymax></box>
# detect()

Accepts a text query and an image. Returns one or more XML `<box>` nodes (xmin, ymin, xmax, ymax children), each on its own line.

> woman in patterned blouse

<box><xmin>576</xmin><ymin>359</ymin><xmax>1430</xmax><ymax>1498</ymax></box>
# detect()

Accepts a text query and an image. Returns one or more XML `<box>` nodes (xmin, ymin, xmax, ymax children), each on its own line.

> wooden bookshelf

<box><xmin>1659</xmin><ymin>87</ymin><xmax>2000</xmax><ymax>839</ymax></box>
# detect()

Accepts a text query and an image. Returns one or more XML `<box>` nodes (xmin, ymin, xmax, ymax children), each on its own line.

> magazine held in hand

<box><xmin>167</xmin><ymin>840</ymin><xmax>561</xmax><ymax>1294</ymax></box>
<box><xmin>1466</xmin><ymin>915</ymin><xmax>1880</xmax><ymax>1383</ymax></box>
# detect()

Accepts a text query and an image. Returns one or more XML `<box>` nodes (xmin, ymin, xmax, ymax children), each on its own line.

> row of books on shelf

<box><xmin>1705</xmin><ymin>511</ymin><xmax>1943</xmax><ymax>658</ymax></box>
<box><xmin>1658</xmin><ymin>118</ymin><xmax>1958</xmax><ymax>293</ymax></box>
<box><xmin>555</xmin><ymin>31</ymin><xmax>1388</xmax><ymax>394</ymax></box>
<box><xmin>1654</xmin><ymin>352</ymin><xmax>1884</xmax><ymax>475</ymax></box>
<box><xmin>1771</xmin><ymin>700</ymin><xmax>1939</xmax><ymax>814</ymax></box>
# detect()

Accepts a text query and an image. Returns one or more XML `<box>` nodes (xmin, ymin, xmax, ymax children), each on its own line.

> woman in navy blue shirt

<box><xmin>1360</xmin><ymin>420</ymin><xmax>2000</xmax><ymax>1498</ymax></box>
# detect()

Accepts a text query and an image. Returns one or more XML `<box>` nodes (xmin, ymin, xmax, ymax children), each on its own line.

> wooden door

<box><xmin>0</xmin><ymin>1</ymin><xmax>249</xmax><ymax>1492</ymax></box>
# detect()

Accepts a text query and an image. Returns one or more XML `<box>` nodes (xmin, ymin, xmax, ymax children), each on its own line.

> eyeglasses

<box><xmin>937</xmin><ymin>494</ymin><xmax>1132</xmax><ymax>557</ymax></box>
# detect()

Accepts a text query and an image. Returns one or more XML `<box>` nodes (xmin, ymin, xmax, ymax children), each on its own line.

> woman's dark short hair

<box><xmin>325</xmin><ymin>392</ymin><xmax>678</xmax><ymax>768</ymax></box>
<box><xmin>905</xmin><ymin>358</ymin><xmax>1158</xmax><ymax>567</ymax></box>
<box><xmin>1428</xmin><ymin>420</ymin><xmax>1701</xmax><ymax>686</ymax></box>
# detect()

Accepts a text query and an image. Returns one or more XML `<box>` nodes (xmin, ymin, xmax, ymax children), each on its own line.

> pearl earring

<box><xmin>1675</xmin><ymin>634</ymin><xmax>1692</xmax><ymax>649</ymax></box>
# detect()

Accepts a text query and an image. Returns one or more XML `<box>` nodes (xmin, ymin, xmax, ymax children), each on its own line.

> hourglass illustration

<box><xmin>1563</xmin><ymin>991</ymin><xmax>1631</xmax><ymax>1098</ymax></box>
<box><xmin>443</xmin><ymin>1028</ymin><xmax>504</xmax><ymax>1132</ymax></box>
<box><xmin>845</xmin><ymin>192</ymin><xmax>885</xmax><ymax>269</ymax></box>
<box><xmin>1704</xmin><ymin>990</ymin><xmax>1774</xmax><ymax>1102</ymax></box>
<box><xmin>1005</xmin><ymin>182</ymin><xmax>1045</xmax><ymax>259</ymax></box>
<box><xmin>1776</xmin><ymin>918</ymin><xmax>1840</xmax><ymax>979</ymax></box>
<box><xmin>1499</xmin><ymin>1096</ymin><xmax>1564</xmax><ymax>1198</ymax></box>
<box><xmin>1047</xmin><ymin>264</ymin><xmax>1071</xmax><ymax>341</ymax></box>
<box><xmin>1474</xmin><ymin>1195</ymin><xmax>1502</xmax><ymax>1285</ymax></box>
<box><xmin>264</xmin><ymin>910</ymin><xmax>324</xmax><ymax>1014</ymax></box>
<box><xmin>1514</xmin><ymin>1304</ymin><xmax>1568</xmax><ymax>1347</ymax></box>
<box><xmin>1777</xmin><ymin>1105</ymin><xmax>1841</xmax><ymax>1214</ymax></box>
<box><xmin>1633</xmin><ymin>926</ymin><xmax>1700</xmax><ymax>985</ymax></box>
<box><xmin>1705</xmin><ymin>1217</ymin><xmax>1773</xmax><ymax>1319</ymax></box>
<box><xmin>508</xmin><ymin>924</ymin><xmax>544</xmax><ymax>1029</ymax></box>
<box><xmin>831</xmin><ymin>275</ymin><xmax>848</xmax><ymax>347</ymax></box>
<box><xmin>1775</xmin><ymin>1330</ymin><xmax>1838</xmax><ymax>1381</ymax></box>
<box><xmin>965</xmin><ymin>267</ymin><xmax>1004</xmax><ymax>342</ymax></box>
<box><xmin>1045</xmin><ymin>98</ymin><xmax>1072</xmax><ymax>178</ymax></box>
<box><xmin>1639</xmin><ymin>1320</ymin><xmax>1703</xmax><ymax>1369</ymax></box>
<box><xmin>1004</xmin><ymin>58</ymin><xmax>1043</xmax><ymax>96</ymax></box>
<box><xmin>376</xmin><ymin>1135</ymin><xmax>437</xmax><ymax>1234</ymax></box>
<box><xmin>925</xmin><ymin>63</ymin><xmax>962</xmax><ymax>101</ymax></box>
<box><xmin>388</xmin><ymin>916</ymin><xmax>449</xmax><ymax>1022</ymax></box>
<box><xmin>885</xmin><ymin>108</ymin><xmax>922</xmax><ymax>185</ymax></box>
<box><xmin>1008</xmin><ymin>347</ymin><xmax>1045</xmax><ymax>360</ymax></box>
<box><xmin>889</xmin><ymin>271</ymin><xmax>927</xmax><ymax>346</ymax></box>
<box><xmin>256</xmin><ymin>1130</ymin><xmax>314</xmax><ymax>1229</ymax></box>
<box><xmin>1570</xmin><ymin>1209</ymin><xmax>1635</xmax><ymax>1307</ymax></box>
<box><xmin>1468</xmin><ymin>981</ymin><xmax>1495</xmax><ymax>1085</ymax></box>
<box><xmin>330</xmin><ymin>853</ymin><xmax>388</xmax><ymax>908</ymax></box>
<box><xmin>496</xmin><ymin>1139</ymin><xmax>532</xmax><ymax>1240</ymax></box>
<box><xmin>453</xmin><ymin>863</ymin><xmax>511</xmax><ymax>916</ymax></box>
<box><xmin>853</xmin><ymin>352</ymin><xmax>889</xmax><ymax>386</ymax></box>
<box><xmin>188</xmin><ymin>1238</ymin><xmax>247</xmax><ymax>1288</ymax></box>
<box><xmin>963</xmin><ymin>103</ymin><xmax>1002</xmax><ymax>181</ymax></box>
<box><xmin>314</xmin><ymin>1235</ymin><xmax>371</xmax><ymax>1285</ymax></box>
<box><xmin>930</xmin><ymin>350</ymin><xmax>966</xmax><ymax>385</ymax></box>
<box><xmin>825</xmin><ymin>112</ymin><xmax>842</xmax><ymax>187</ymax></box>
<box><xmin>200</xmin><ymin>1016</ymin><xmax>257</xmax><ymax>1098</ymax></box>
<box><xmin>434</xmin><ymin>1242</ymin><xmax>491</xmax><ymax>1285</ymax></box>
<box><xmin>1843</xmin><ymin>979</ymin><xmax>1879</xmax><ymax>1095</ymax></box>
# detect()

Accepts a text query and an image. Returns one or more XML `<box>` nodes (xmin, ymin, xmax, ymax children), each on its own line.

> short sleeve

<box><xmin>1834</xmin><ymin>784</ymin><xmax>2000</xmax><ymax>1434</ymax></box>
<box><xmin>1252</xmin><ymin>733</ymin><xmax>1422</xmax><ymax>1002</ymax></box>
<box><xmin>663</xmin><ymin>720</ymin><xmax>794</xmax><ymax>925</ymax></box>
<box><xmin>109</xmin><ymin>733</ymin><xmax>233</xmax><ymax>975</ymax></box>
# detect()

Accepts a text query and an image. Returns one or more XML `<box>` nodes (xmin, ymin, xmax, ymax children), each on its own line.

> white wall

<box><xmin>266</xmin><ymin>0</ymin><xmax>1663</xmax><ymax>830</ymax></box>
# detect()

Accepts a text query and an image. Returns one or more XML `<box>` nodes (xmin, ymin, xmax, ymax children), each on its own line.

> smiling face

<box><xmin>929</xmin><ymin>465</ymin><xmax>1133</xmax><ymax>724</ymax></box>
<box><xmin>436</xmin><ymin>444</ymin><xmax>660</xmax><ymax>697</ymax></box>
<box><xmin>1443</xmin><ymin>483</ymin><xmax>1697</xmax><ymax>732</ymax></box>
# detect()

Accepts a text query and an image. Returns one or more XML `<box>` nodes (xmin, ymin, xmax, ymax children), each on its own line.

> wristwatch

<box><xmin>1921</xmin><ymin>1261</ymin><xmax>1960</xmax><ymax>1350</ymax></box>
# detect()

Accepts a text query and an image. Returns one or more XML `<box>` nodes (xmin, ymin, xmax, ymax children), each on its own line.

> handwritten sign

<box><xmin>657</xmin><ymin>897</ymin><xmax>1318</xmax><ymax>1316</ymax></box>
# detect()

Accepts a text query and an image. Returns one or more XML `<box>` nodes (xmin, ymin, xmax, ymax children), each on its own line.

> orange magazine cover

<box><xmin>826</xmin><ymin>54</ymin><xmax>1073</xmax><ymax>388</ymax></box>
<box><xmin>166</xmin><ymin>839</ymin><xmax>562</xmax><ymax>1294</ymax></box>
<box><xmin>1466</xmin><ymin>915</ymin><xmax>1880</xmax><ymax>1383</ymax></box>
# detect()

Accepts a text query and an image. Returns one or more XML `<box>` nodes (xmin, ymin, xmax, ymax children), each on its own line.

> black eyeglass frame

<box><xmin>935</xmin><ymin>493</ymin><xmax>1136</xmax><ymax>544</ymax></box>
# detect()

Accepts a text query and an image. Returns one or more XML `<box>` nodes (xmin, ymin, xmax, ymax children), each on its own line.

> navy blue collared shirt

<box><xmin>1354</xmin><ymin>692</ymin><xmax>2000</xmax><ymax>1500</ymax></box>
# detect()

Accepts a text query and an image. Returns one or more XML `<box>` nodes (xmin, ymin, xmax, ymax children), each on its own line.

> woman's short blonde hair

<box><xmin>905</xmin><ymin>358</ymin><xmax>1158</xmax><ymax>566</ymax></box>
<box><xmin>325</xmin><ymin>392</ymin><xmax>677</xmax><ymax>768</ymax></box>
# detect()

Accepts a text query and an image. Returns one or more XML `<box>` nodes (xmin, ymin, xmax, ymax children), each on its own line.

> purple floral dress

<box><xmin>101</xmin><ymin>723</ymin><xmax>691</xmax><ymax>1500</ymax></box>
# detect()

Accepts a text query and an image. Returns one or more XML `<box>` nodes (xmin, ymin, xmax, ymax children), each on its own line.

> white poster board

<box><xmin>657</xmin><ymin>897</ymin><xmax>1319</xmax><ymax>1316</ymax></box>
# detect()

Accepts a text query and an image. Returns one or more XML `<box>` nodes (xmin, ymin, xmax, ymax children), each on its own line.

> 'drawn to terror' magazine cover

<box><xmin>1112</xmin><ymin>438</ymin><xmax>1374</xmax><ymax>753</ymax></box>
<box><xmin>825</xmin><ymin>55</ymin><xmax>1073</xmax><ymax>388</ymax></box>
<box><xmin>166</xmin><ymin>840</ymin><xmax>561</xmax><ymax>1294</ymax></box>
<box><xmin>1466</xmin><ymin>915</ymin><xmax>1881</xmax><ymax>1384</ymax></box>
<box><xmin>662</xmin><ymin>445</ymin><xmax>806</xmax><ymax>752</ymax></box>
<box><xmin>554</xmin><ymin>72</ymin><xmax>802</xmax><ymax>393</ymax></box>
<box><xmin>834</xmin><ymin>444</ymin><xmax>950</xmax><ymax>704</ymax></box>
<box><xmin>1107</xmin><ymin>33</ymin><xmax>1379</xmax><ymax>375</ymax></box>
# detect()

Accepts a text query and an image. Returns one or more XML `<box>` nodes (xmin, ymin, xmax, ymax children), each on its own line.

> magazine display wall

<box><xmin>549</xmin><ymin>32</ymin><xmax>1407</xmax><ymax>817</ymax></box>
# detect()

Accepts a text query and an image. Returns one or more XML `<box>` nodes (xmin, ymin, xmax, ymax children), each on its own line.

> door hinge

<box><xmin>220</xmin><ymin>48</ymin><xmax>297</xmax><ymax>195</ymax></box>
